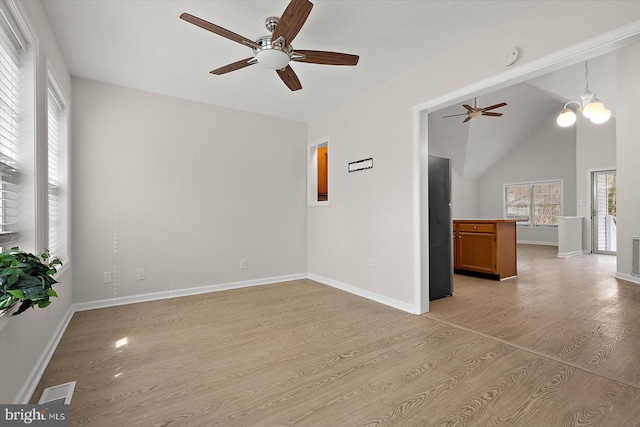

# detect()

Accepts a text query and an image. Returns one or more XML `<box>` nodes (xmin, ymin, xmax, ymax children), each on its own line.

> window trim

<box><xmin>503</xmin><ymin>179</ymin><xmax>563</xmax><ymax>228</ymax></box>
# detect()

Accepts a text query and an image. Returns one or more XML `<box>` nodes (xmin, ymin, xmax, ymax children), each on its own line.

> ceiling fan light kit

<box><xmin>180</xmin><ymin>0</ymin><xmax>359</xmax><ymax>91</ymax></box>
<box><xmin>556</xmin><ymin>61</ymin><xmax>611</xmax><ymax>127</ymax></box>
<box><xmin>255</xmin><ymin>46</ymin><xmax>291</xmax><ymax>70</ymax></box>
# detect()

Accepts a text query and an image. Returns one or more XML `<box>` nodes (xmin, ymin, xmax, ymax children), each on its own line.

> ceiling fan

<box><xmin>180</xmin><ymin>0</ymin><xmax>359</xmax><ymax>92</ymax></box>
<box><xmin>442</xmin><ymin>98</ymin><xmax>507</xmax><ymax>123</ymax></box>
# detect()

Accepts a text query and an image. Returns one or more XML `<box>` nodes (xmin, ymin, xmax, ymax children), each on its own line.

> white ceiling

<box><xmin>42</xmin><ymin>0</ymin><xmax>541</xmax><ymax>122</ymax></box>
<box><xmin>427</xmin><ymin>51</ymin><xmax>617</xmax><ymax>180</ymax></box>
<box><xmin>428</xmin><ymin>84</ymin><xmax>560</xmax><ymax>179</ymax></box>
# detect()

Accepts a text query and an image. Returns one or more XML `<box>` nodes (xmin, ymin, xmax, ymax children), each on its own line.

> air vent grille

<box><xmin>633</xmin><ymin>237</ymin><xmax>640</xmax><ymax>278</ymax></box>
<box><xmin>38</xmin><ymin>381</ymin><xmax>76</xmax><ymax>405</ymax></box>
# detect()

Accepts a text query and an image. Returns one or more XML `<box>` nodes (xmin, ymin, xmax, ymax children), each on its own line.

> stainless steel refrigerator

<box><xmin>428</xmin><ymin>155</ymin><xmax>453</xmax><ymax>300</ymax></box>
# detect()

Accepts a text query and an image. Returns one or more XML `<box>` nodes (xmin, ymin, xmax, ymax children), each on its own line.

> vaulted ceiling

<box><xmin>42</xmin><ymin>0</ymin><xmax>541</xmax><ymax>122</ymax></box>
<box><xmin>427</xmin><ymin>51</ymin><xmax>616</xmax><ymax>179</ymax></box>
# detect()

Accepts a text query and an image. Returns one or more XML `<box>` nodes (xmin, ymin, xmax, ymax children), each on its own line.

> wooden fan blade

<box><xmin>463</xmin><ymin>116</ymin><xmax>472</xmax><ymax>123</ymax></box>
<box><xmin>481</xmin><ymin>102</ymin><xmax>507</xmax><ymax>111</ymax></box>
<box><xmin>277</xmin><ymin>65</ymin><xmax>302</xmax><ymax>91</ymax></box>
<box><xmin>462</xmin><ymin>104</ymin><xmax>475</xmax><ymax>112</ymax></box>
<box><xmin>180</xmin><ymin>13</ymin><xmax>260</xmax><ymax>49</ymax></box>
<box><xmin>272</xmin><ymin>0</ymin><xmax>313</xmax><ymax>45</ymax></box>
<box><xmin>293</xmin><ymin>50</ymin><xmax>359</xmax><ymax>66</ymax></box>
<box><xmin>210</xmin><ymin>58</ymin><xmax>255</xmax><ymax>75</ymax></box>
<box><xmin>482</xmin><ymin>112</ymin><xmax>503</xmax><ymax>117</ymax></box>
<box><xmin>442</xmin><ymin>113</ymin><xmax>468</xmax><ymax>118</ymax></box>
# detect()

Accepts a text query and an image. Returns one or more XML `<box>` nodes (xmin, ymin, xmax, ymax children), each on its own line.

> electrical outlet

<box><xmin>104</xmin><ymin>272</ymin><xmax>112</xmax><ymax>284</ymax></box>
<box><xmin>240</xmin><ymin>259</ymin><xmax>247</xmax><ymax>269</ymax></box>
<box><xmin>368</xmin><ymin>258</ymin><xmax>376</xmax><ymax>267</ymax></box>
<box><xmin>136</xmin><ymin>268</ymin><xmax>146</xmax><ymax>280</ymax></box>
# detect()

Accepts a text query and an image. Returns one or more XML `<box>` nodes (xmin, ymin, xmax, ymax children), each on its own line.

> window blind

<box><xmin>0</xmin><ymin>14</ymin><xmax>23</xmax><ymax>246</ymax></box>
<box><xmin>47</xmin><ymin>86</ymin><xmax>64</xmax><ymax>256</ymax></box>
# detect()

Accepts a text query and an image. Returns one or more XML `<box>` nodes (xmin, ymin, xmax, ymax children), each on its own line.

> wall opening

<box><xmin>308</xmin><ymin>139</ymin><xmax>329</xmax><ymax>206</ymax></box>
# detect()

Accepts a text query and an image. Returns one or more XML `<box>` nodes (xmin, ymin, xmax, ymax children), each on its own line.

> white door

<box><xmin>592</xmin><ymin>170</ymin><xmax>617</xmax><ymax>254</ymax></box>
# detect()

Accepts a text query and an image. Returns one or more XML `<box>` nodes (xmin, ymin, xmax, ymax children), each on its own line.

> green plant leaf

<box><xmin>7</xmin><ymin>274</ymin><xmax>18</xmax><ymax>286</ymax></box>
<box><xmin>1</xmin><ymin>247</ymin><xmax>61</xmax><ymax>316</ymax></box>
<box><xmin>7</xmin><ymin>289</ymin><xmax>24</xmax><ymax>299</ymax></box>
<box><xmin>22</xmin><ymin>284</ymin><xmax>47</xmax><ymax>300</ymax></box>
<box><xmin>0</xmin><ymin>296</ymin><xmax>16</xmax><ymax>308</ymax></box>
<box><xmin>14</xmin><ymin>276</ymin><xmax>41</xmax><ymax>289</ymax></box>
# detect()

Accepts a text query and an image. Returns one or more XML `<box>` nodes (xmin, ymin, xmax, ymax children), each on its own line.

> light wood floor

<box><xmin>32</xmin><ymin>245</ymin><xmax>640</xmax><ymax>426</ymax></box>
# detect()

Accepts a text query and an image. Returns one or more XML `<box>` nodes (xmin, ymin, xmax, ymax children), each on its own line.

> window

<box><xmin>504</xmin><ymin>180</ymin><xmax>562</xmax><ymax>226</ymax></box>
<box><xmin>0</xmin><ymin>3</ymin><xmax>28</xmax><ymax>247</ymax></box>
<box><xmin>307</xmin><ymin>139</ymin><xmax>329</xmax><ymax>206</ymax></box>
<box><xmin>47</xmin><ymin>75</ymin><xmax>67</xmax><ymax>258</ymax></box>
<box><xmin>504</xmin><ymin>183</ymin><xmax>530</xmax><ymax>222</ymax></box>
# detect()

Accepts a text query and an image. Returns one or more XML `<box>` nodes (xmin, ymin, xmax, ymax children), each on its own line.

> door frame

<box><xmin>412</xmin><ymin>23</ymin><xmax>640</xmax><ymax>314</ymax></box>
<box><xmin>591</xmin><ymin>168</ymin><xmax>617</xmax><ymax>255</ymax></box>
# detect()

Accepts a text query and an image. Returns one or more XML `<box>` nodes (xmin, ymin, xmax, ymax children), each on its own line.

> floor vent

<box><xmin>38</xmin><ymin>381</ymin><xmax>76</xmax><ymax>405</ymax></box>
<box><xmin>633</xmin><ymin>237</ymin><xmax>640</xmax><ymax>278</ymax></box>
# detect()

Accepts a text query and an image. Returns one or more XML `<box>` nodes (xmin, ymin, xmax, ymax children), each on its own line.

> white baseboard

<box><xmin>517</xmin><ymin>240</ymin><xmax>558</xmax><ymax>246</ymax></box>
<box><xmin>308</xmin><ymin>273</ymin><xmax>415</xmax><ymax>313</ymax></box>
<box><xmin>13</xmin><ymin>305</ymin><xmax>74</xmax><ymax>404</ymax></box>
<box><xmin>615</xmin><ymin>272</ymin><xmax>640</xmax><ymax>285</ymax></box>
<box><xmin>73</xmin><ymin>273</ymin><xmax>307</xmax><ymax>312</ymax></box>
<box><xmin>557</xmin><ymin>250</ymin><xmax>583</xmax><ymax>258</ymax></box>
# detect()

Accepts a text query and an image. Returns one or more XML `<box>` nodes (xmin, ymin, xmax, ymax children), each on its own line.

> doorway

<box><xmin>592</xmin><ymin>170</ymin><xmax>617</xmax><ymax>254</ymax></box>
<box><xmin>413</xmin><ymin>26</ymin><xmax>640</xmax><ymax>314</ymax></box>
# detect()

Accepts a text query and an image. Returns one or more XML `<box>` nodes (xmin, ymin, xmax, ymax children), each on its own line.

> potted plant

<box><xmin>0</xmin><ymin>247</ymin><xmax>62</xmax><ymax>317</ymax></box>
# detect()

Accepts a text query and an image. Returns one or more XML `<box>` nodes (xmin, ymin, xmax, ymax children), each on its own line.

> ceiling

<box><xmin>428</xmin><ymin>84</ymin><xmax>560</xmax><ymax>179</ymax></box>
<box><xmin>427</xmin><ymin>51</ymin><xmax>617</xmax><ymax>180</ymax></box>
<box><xmin>42</xmin><ymin>0</ymin><xmax>542</xmax><ymax>122</ymax></box>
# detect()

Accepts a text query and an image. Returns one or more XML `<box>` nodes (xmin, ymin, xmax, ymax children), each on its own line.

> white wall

<box><xmin>479</xmin><ymin>121</ymin><xmax>577</xmax><ymax>245</ymax></box>
<box><xmin>71</xmin><ymin>78</ymin><xmax>307</xmax><ymax>304</ymax></box>
<box><xmin>307</xmin><ymin>1</ymin><xmax>640</xmax><ymax>308</ymax></box>
<box><xmin>0</xmin><ymin>0</ymin><xmax>73</xmax><ymax>404</ymax></box>
<box><xmin>452</xmin><ymin>170</ymin><xmax>480</xmax><ymax>219</ymax></box>
<box><xmin>576</xmin><ymin>116</ymin><xmax>617</xmax><ymax>252</ymax></box>
<box><xmin>616</xmin><ymin>41</ymin><xmax>640</xmax><ymax>282</ymax></box>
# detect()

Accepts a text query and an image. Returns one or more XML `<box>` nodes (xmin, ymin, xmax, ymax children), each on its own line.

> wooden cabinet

<box><xmin>453</xmin><ymin>220</ymin><xmax>517</xmax><ymax>280</ymax></box>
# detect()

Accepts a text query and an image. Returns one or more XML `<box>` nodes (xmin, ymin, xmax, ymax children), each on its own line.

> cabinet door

<box><xmin>457</xmin><ymin>232</ymin><xmax>495</xmax><ymax>273</ymax></box>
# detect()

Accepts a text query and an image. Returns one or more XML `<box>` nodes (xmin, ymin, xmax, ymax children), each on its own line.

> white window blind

<box><xmin>0</xmin><ymin>13</ymin><xmax>23</xmax><ymax>246</ymax></box>
<box><xmin>47</xmin><ymin>87</ymin><xmax>64</xmax><ymax>256</ymax></box>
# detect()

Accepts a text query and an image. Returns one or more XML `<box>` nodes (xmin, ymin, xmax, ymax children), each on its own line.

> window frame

<box><xmin>503</xmin><ymin>180</ymin><xmax>563</xmax><ymax>227</ymax></box>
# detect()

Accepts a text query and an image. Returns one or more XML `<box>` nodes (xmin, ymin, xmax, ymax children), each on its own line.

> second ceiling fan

<box><xmin>180</xmin><ymin>0</ymin><xmax>360</xmax><ymax>91</ymax></box>
<box><xmin>443</xmin><ymin>98</ymin><xmax>507</xmax><ymax>123</ymax></box>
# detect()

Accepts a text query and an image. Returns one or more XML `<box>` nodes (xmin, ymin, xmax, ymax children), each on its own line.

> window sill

<box><xmin>54</xmin><ymin>262</ymin><xmax>70</xmax><ymax>279</ymax></box>
<box><xmin>308</xmin><ymin>201</ymin><xmax>330</xmax><ymax>207</ymax></box>
<box><xmin>516</xmin><ymin>224</ymin><xmax>559</xmax><ymax>229</ymax></box>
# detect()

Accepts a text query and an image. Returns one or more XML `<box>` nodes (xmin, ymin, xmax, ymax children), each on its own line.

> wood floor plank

<box><xmin>30</xmin><ymin>248</ymin><xmax>640</xmax><ymax>425</ymax></box>
<box><xmin>429</xmin><ymin>245</ymin><xmax>640</xmax><ymax>390</ymax></box>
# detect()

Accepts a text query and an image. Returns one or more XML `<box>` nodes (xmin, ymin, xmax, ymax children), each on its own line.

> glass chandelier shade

<box><xmin>556</xmin><ymin>61</ymin><xmax>611</xmax><ymax>126</ymax></box>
